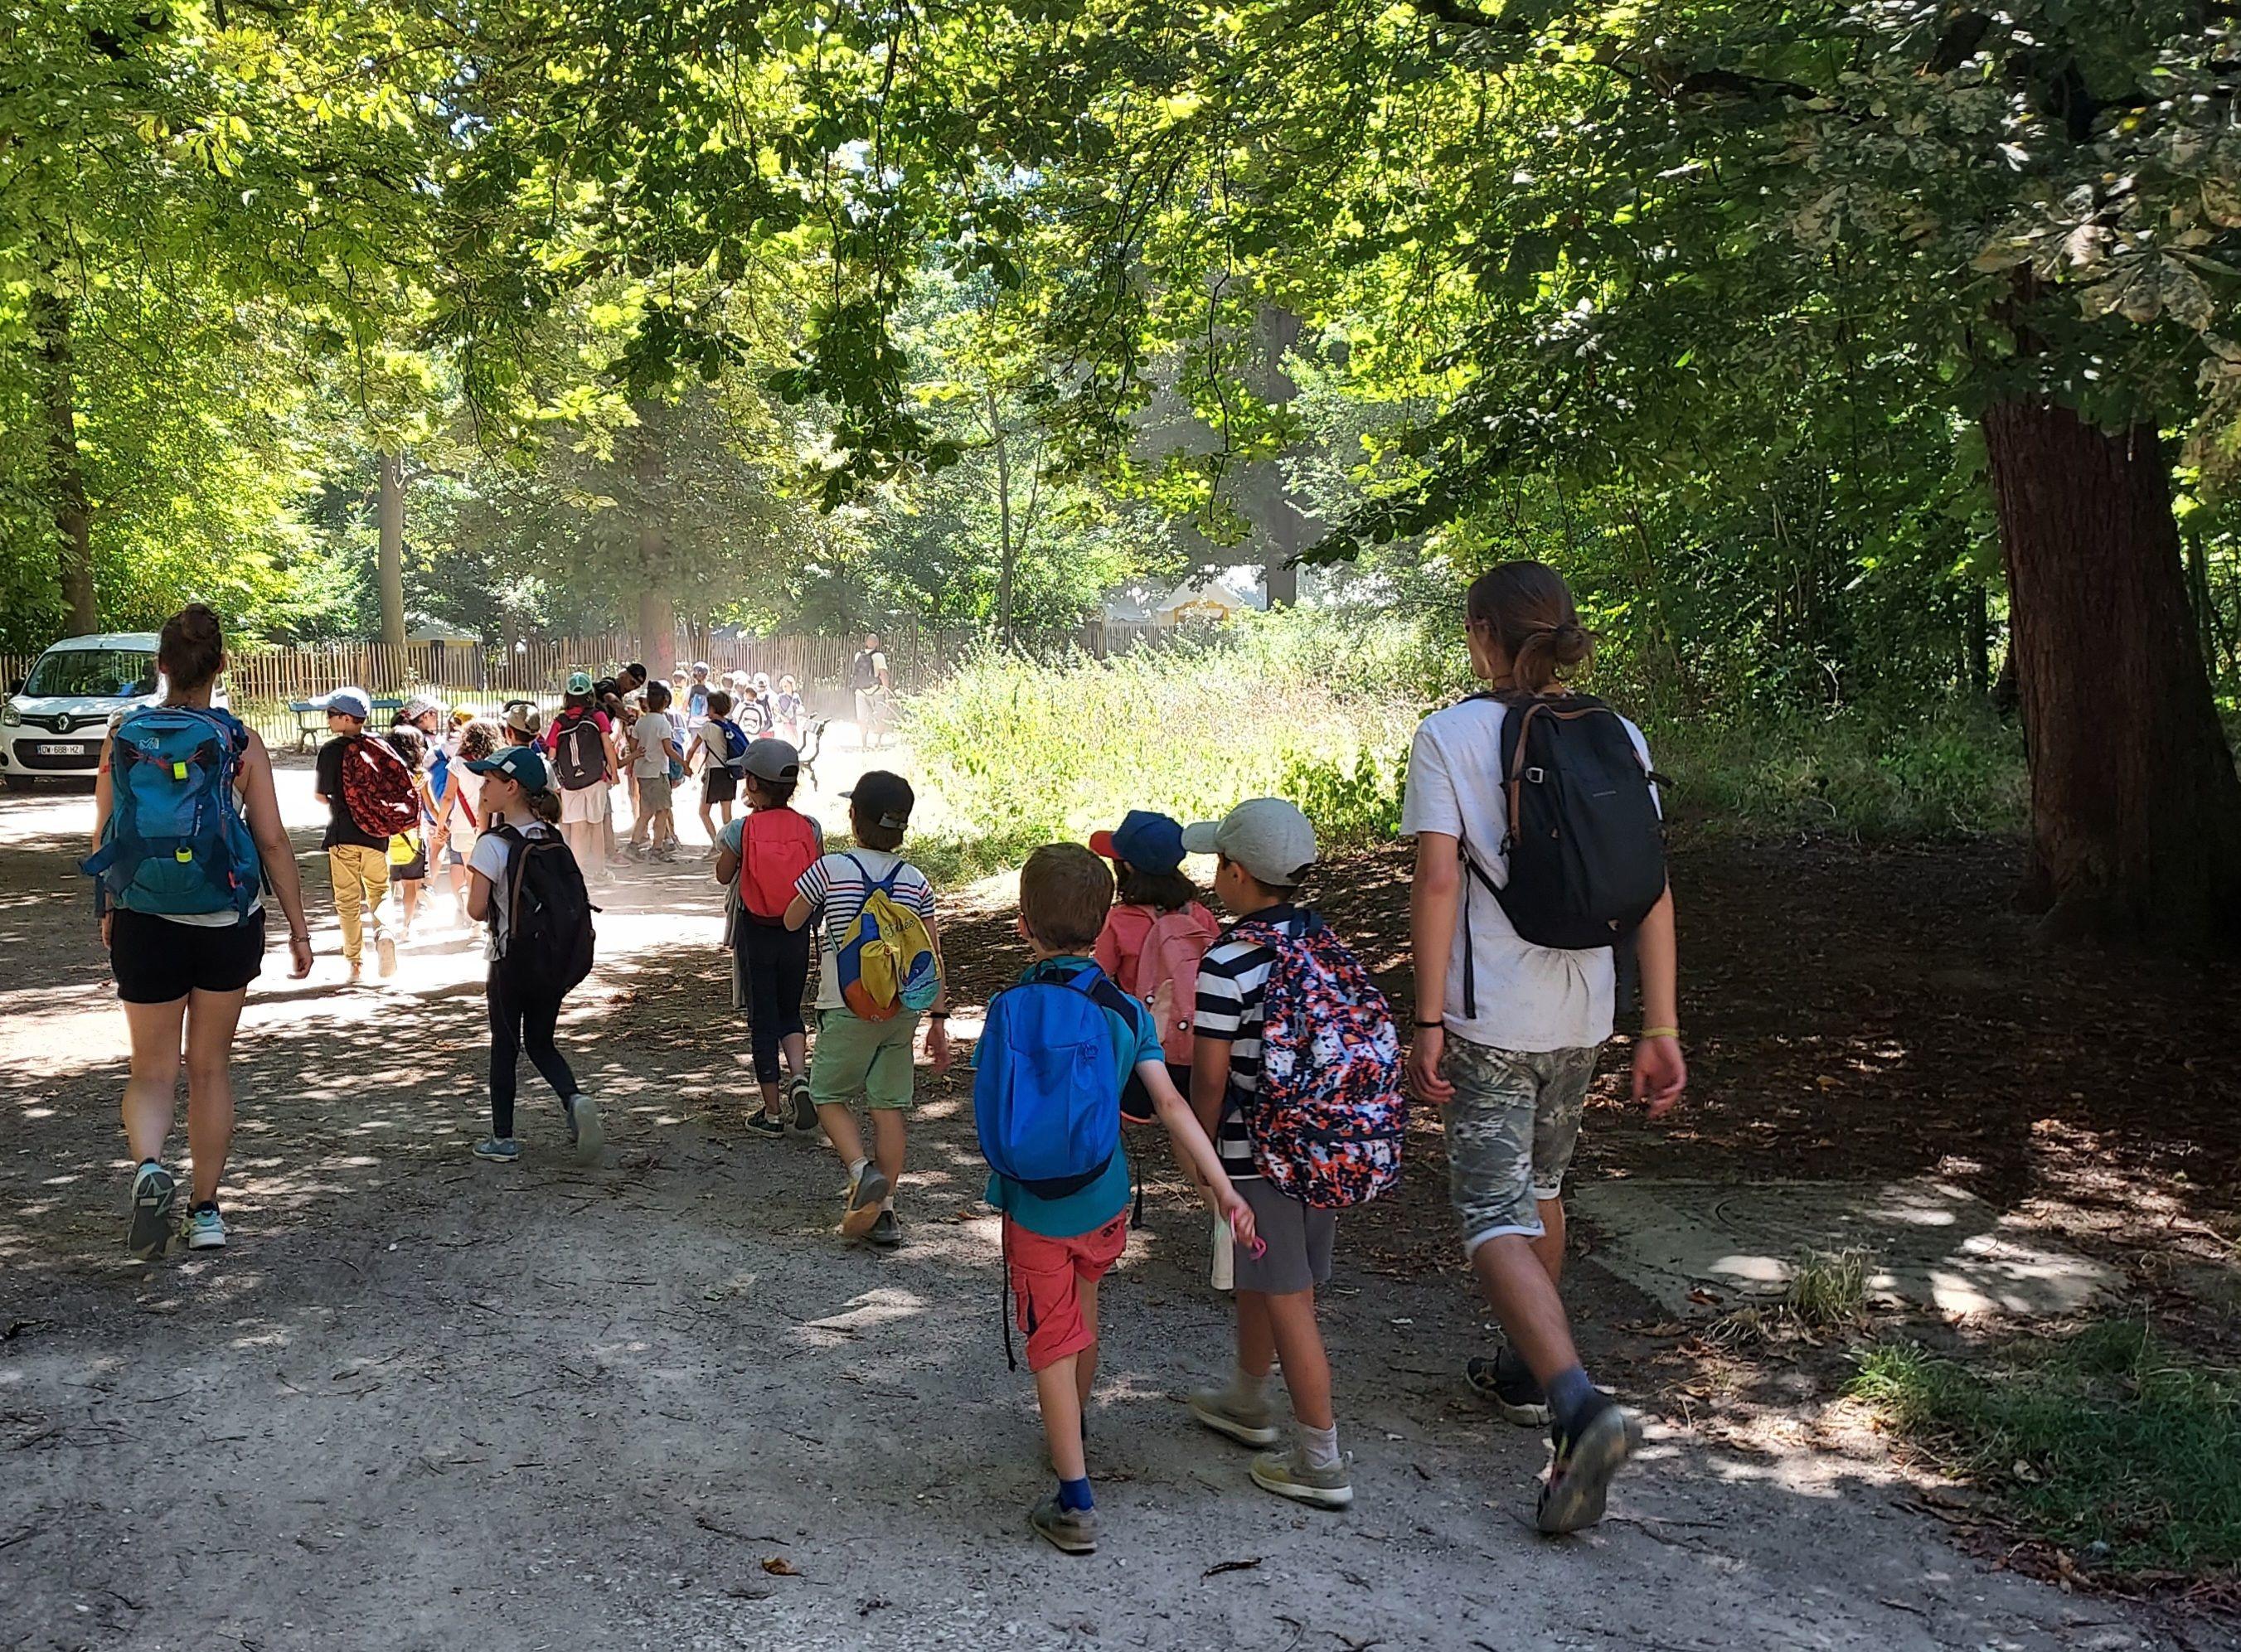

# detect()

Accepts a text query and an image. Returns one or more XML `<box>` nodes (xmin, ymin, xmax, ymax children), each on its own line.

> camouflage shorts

<box><xmin>1438</xmin><ymin>1037</ymin><xmax>1602</xmax><ymax>1252</ymax></box>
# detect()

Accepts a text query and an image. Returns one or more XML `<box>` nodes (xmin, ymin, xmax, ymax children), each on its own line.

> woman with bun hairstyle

<box><xmin>1400</xmin><ymin>560</ymin><xmax>1684</xmax><ymax>1534</ymax></box>
<box><xmin>87</xmin><ymin>604</ymin><xmax>313</xmax><ymax>1259</ymax></box>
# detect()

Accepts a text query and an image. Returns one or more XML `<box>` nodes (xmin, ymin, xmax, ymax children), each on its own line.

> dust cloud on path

<box><xmin>0</xmin><ymin>757</ymin><xmax>2186</xmax><ymax>1650</ymax></box>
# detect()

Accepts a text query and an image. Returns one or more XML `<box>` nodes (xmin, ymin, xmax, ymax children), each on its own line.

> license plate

<box><xmin>35</xmin><ymin>743</ymin><xmax>90</xmax><ymax>758</ymax></box>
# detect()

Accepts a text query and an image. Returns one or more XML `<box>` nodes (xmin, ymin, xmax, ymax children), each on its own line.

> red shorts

<box><xmin>1006</xmin><ymin>1214</ymin><xmax>1130</xmax><ymax>1373</ymax></box>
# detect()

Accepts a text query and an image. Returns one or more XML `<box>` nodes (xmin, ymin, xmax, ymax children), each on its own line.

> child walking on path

<box><xmin>715</xmin><ymin>740</ymin><xmax>822</xmax><ymax>1137</ymax></box>
<box><xmin>1183</xmin><ymin>798</ymin><xmax>1370</xmax><ymax>1510</ymax></box>
<box><xmin>783</xmin><ymin>770</ymin><xmax>951</xmax><ymax>1247</ymax></box>
<box><xmin>467</xmin><ymin>746</ymin><xmax>604</xmax><ymax>1165</ymax></box>
<box><xmin>546</xmin><ymin>672</ymin><xmax>621</xmax><ymax>884</ymax></box>
<box><xmin>624</xmin><ymin>681</ymin><xmax>682</xmax><ymax>863</ymax></box>
<box><xmin>1401</xmin><ymin>559</ymin><xmax>1685</xmax><ymax>1535</ymax></box>
<box><xmin>694</xmin><ymin>689</ymin><xmax>742</xmax><ymax>849</ymax></box>
<box><xmin>980</xmin><ymin>844</ymin><xmax>1256</xmax><ymax>1555</ymax></box>
<box><xmin>312</xmin><ymin>686</ymin><xmax>409</xmax><ymax>982</ymax></box>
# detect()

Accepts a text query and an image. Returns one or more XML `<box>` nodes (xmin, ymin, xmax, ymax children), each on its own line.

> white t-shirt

<box><xmin>632</xmin><ymin>710</ymin><xmax>675</xmax><ymax>779</ymax></box>
<box><xmin>470</xmin><ymin>821</ymin><xmax>557</xmax><ymax>958</ymax></box>
<box><xmin>793</xmin><ymin>848</ymin><xmax>934</xmax><ymax>1010</ymax></box>
<box><xmin>1399</xmin><ymin>696</ymin><xmax>1657</xmax><ymax>1053</ymax></box>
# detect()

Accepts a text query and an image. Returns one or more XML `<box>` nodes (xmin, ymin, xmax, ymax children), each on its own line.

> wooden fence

<box><xmin>3</xmin><ymin>621</ymin><xmax>1176</xmax><ymax>753</ymax></box>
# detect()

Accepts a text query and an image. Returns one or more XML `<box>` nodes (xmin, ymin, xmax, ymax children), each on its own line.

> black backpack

<box><xmin>1459</xmin><ymin>693</ymin><xmax>1666</xmax><ymax>1011</ymax></box>
<box><xmin>552</xmin><ymin>713</ymin><xmax>604</xmax><ymax>791</ymax></box>
<box><xmin>850</xmin><ymin>651</ymin><xmax>878</xmax><ymax>691</ymax></box>
<box><xmin>494</xmin><ymin>826</ymin><xmax>597</xmax><ymax>1000</ymax></box>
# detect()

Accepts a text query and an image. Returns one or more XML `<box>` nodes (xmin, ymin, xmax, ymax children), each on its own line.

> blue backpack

<box><xmin>715</xmin><ymin>716</ymin><xmax>750</xmax><ymax>774</ymax></box>
<box><xmin>83</xmin><ymin>706</ymin><xmax>260</xmax><ymax>919</ymax></box>
<box><xmin>974</xmin><ymin>962</ymin><xmax>1121</xmax><ymax>1199</ymax></box>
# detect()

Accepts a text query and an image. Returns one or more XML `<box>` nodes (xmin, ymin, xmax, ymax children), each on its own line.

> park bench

<box><xmin>289</xmin><ymin>696</ymin><xmax>405</xmax><ymax>749</ymax></box>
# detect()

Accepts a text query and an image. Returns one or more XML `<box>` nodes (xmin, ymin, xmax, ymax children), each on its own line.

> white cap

<box><xmin>1181</xmin><ymin>797</ymin><xmax>1318</xmax><ymax>888</ymax></box>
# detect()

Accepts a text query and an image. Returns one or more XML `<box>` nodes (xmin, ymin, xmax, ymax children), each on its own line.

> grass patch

<box><xmin>1849</xmin><ymin>1320</ymin><xmax>2241</xmax><ymax>1578</ymax></box>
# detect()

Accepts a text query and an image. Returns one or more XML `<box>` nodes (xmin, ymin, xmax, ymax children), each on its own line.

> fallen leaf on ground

<box><xmin>762</xmin><ymin>1557</ymin><xmax>800</xmax><ymax>1576</ymax></box>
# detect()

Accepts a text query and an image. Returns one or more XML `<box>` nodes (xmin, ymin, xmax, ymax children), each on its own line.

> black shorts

<box><xmin>703</xmin><ymin>768</ymin><xmax>737</xmax><ymax>805</ymax></box>
<box><xmin>109</xmin><ymin>908</ymin><xmax>267</xmax><ymax>1004</ymax></box>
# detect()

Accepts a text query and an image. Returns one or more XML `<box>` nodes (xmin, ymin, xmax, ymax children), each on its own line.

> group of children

<box><xmin>281</xmin><ymin>559</ymin><xmax>1681</xmax><ymax>1559</ymax></box>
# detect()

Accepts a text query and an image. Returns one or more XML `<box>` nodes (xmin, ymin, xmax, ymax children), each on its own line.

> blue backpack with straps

<box><xmin>82</xmin><ymin>706</ymin><xmax>261</xmax><ymax>919</ymax></box>
<box><xmin>974</xmin><ymin>962</ymin><xmax>1121</xmax><ymax>1199</ymax></box>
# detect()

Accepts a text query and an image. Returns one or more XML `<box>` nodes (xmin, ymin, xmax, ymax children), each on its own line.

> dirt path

<box><xmin>0</xmin><ymin>778</ymin><xmax>2192</xmax><ymax>1650</ymax></box>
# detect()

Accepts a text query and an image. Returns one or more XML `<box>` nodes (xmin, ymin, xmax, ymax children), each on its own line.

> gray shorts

<box><xmin>1233</xmin><ymin>1176</ymin><xmax>1336</xmax><ymax>1296</ymax></box>
<box><xmin>637</xmin><ymin>774</ymin><xmax>673</xmax><ymax>813</ymax></box>
<box><xmin>1439</xmin><ymin>1037</ymin><xmax>1601</xmax><ymax>1255</ymax></box>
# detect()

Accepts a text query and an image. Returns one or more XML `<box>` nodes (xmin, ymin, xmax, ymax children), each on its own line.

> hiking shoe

<box><xmin>788</xmin><ymin>1075</ymin><xmax>818</xmax><ymax>1135</ymax></box>
<box><xmin>1466</xmin><ymin>1349</ymin><xmax>1551</xmax><ymax>1427</ymax></box>
<box><xmin>1187</xmin><ymin>1387</ymin><xmax>1282</xmax><ymax>1448</ymax></box>
<box><xmin>1535</xmin><ymin>1398</ymin><xmax>1644</xmax><ymax>1534</ymax></box>
<box><xmin>841</xmin><ymin>1165</ymin><xmax>890</xmax><ymax>1238</ymax></box>
<box><xmin>184</xmin><ymin>1206</ymin><xmax>227</xmax><ymax>1251</ymax></box>
<box><xmin>746</xmin><ymin>1112</ymin><xmax>788</xmax><ymax>1140</ymax></box>
<box><xmin>867</xmin><ymin>1209</ymin><xmax>901</xmax><ymax>1249</ymax></box>
<box><xmin>376</xmin><ymin>934</ymin><xmax>398</xmax><ymax>977</ymax></box>
<box><xmin>473</xmin><ymin>1136</ymin><xmax>521</xmax><ymax>1162</ymax></box>
<box><xmin>1250</xmin><ymin>1446</ymin><xmax>1354</xmax><ymax>1509</ymax></box>
<box><xmin>1029</xmin><ymin>1491</ymin><xmax>1100</xmax><ymax>1555</ymax></box>
<box><xmin>128</xmin><ymin>1162</ymin><xmax>176</xmax><ymax>1261</ymax></box>
<box><xmin>566</xmin><ymin>1094</ymin><xmax>604</xmax><ymax>1164</ymax></box>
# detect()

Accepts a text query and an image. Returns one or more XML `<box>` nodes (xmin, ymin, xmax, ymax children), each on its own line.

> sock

<box><xmin>138</xmin><ymin>1158</ymin><xmax>160</xmax><ymax>1172</ymax></box>
<box><xmin>1223</xmin><ymin>1365</ymin><xmax>1269</xmax><ymax>1410</ymax></box>
<box><xmin>1057</xmin><ymin>1476</ymin><xmax>1094</xmax><ymax>1513</ymax></box>
<box><xmin>848</xmin><ymin>1156</ymin><xmax>869</xmax><ymax>1184</ymax></box>
<box><xmin>1545</xmin><ymin>1365</ymin><xmax>1601</xmax><ymax>1436</ymax></box>
<box><xmin>191</xmin><ymin>1200</ymin><xmax>217</xmax><ymax>1215</ymax></box>
<box><xmin>1298</xmin><ymin>1422</ymin><xmax>1341</xmax><ymax>1470</ymax></box>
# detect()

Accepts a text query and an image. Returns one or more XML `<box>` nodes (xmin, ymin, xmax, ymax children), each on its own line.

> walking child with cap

<box><xmin>715</xmin><ymin>739</ymin><xmax>824</xmax><ymax>1137</ymax></box>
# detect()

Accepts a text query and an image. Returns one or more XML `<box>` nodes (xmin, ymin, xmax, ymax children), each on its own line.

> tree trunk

<box><xmin>377</xmin><ymin>451</ymin><xmax>407</xmax><ymax>647</ymax></box>
<box><xmin>989</xmin><ymin>385</ymin><xmax>1016</xmax><ymax>645</ymax></box>
<box><xmin>1981</xmin><ymin>400</ymin><xmax>2241</xmax><ymax>946</ymax></box>
<box><xmin>630</xmin><ymin>409</ymin><xmax>677</xmax><ymax>676</ymax></box>
<box><xmin>1966</xmin><ymin>580</ymin><xmax>1991</xmax><ymax>697</ymax></box>
<box><xmin>31</xmin><ymin>288</ymin><xmax>96</xmax><ymax>635</ymax></box>
<box><xmin>1252</xmin><ymin>305</ymin><xmax>1307</xmax><ymax>608</ymax></box>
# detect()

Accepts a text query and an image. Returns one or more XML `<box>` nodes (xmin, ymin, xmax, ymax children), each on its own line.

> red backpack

<box><xmin>1230</xmin><ymin>911</ymin><xmax>1408</xmax><ymax>1210</ymax></box>
<box><xmin>339</xmin><ymin>734</ymin><xmax>418</xmax><ymax>840</ymax></box>
<box><xmin>737</xmin><ymin>808</ymin><xmax>820</xmax><ymax>920</ymax></box>
<box><xmin>1131</xmin><ymin>905</ymin><xmax>1219</xmax><ymax>1065</ymax></box>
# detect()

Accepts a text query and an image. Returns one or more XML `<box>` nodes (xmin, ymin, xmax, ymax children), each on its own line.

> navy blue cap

<box><xmin>1089</xmin><ymin>809</ymin><xmax>1186</xmax><ymax>874</ymax></box>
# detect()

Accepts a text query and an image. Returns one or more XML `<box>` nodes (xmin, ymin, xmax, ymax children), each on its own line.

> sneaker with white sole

<box><xmin>1249</xmin><ymin>1446</ymin><xmax>1354</xmax><ymax>1509</ymax></box>
<box><xmin>128</xmin><ymin>1161</ymin><xmax>176</xmax><ymax>1261</ymax></box>
<box><xmin>788</xmin><ymin>1074</ymin><xmax>819</xmax><ymax>1135</ymax></box>
<box><xmin>376</xmin><ymin>933</ymin><xmax>398</xmax><ymax>977</ymax></box>
<box><xmin>184</xmin><ymin>1205</ymin><xmax>227</xmax><ymax>1250</ymax></box>
<box><xmin>1187</xmin><ymin>1387</ymin><xmax>1282</xmax><ymax>1448</ymax></box>
<box><xmin>746</xmin><ymin>1112</ymin><xmax>788</xmax><ymax>1140</ymax></box>
<box><xmin>1466</xmin><ymin>1346</ymin><xmax>1552</xmax><ymax>1427</ymax></box>
<box><xmin>841</xmin><ymin>1165</ymin><xmax>889</xmax><ymax>1238</ymax></box>
<box><xmin>473</xmin><ymin>1136</ymin><xmax>521</xmax><ymax>1162</ymax></box>
<box><xmin>1029</xmin><ymin>1490</ymin><xmax>1100</xmax><ymax>1554</ymax></box>
<box><xmin>566</xmin><ymin>1094</ymin><xmax>604</xmax><ymax>1164</ymax></box>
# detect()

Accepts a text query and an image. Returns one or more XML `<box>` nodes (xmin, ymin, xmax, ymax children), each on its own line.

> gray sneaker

<box><xmin>566</xmin><ymin>1094</ymin><xmax>604</xmax><ymax>1164</ymax></box>
<box><xmin>128</xmin><ymin>1162</ymin><xmax>176</xmax><ymax>1261</ymax></box>
<box><xmin>1536</xmin><ymin>1399</ymin><xmax>1643</xmax><ymax>1534</ymax></box>
<box><xmin>867</xmin><ymin>1209</ymin><xmax>901</xmax><ymax>1249</ymax></box>
<box><xmin>473</xmin><ymin>1136</ymin><xmax>521</xmax><ymax>1162</ymax></box>
<box><xmin>1250</xmin><ymin>1446</ymin><xmax>1354</xmax><ymax>1509</ymax></box>
<box><xmin>842</xmin><ymin>1165</ymin><xmax>889</xmax><ymax>1238</ymax></box>
<box><xmin>1029</xmin><ymin>1490</ymin><xmax>1100</xmax><ymax>1554</ymax></box>
<box><xmin>1187</xmin><ymin>1387</ymin><xmax>1281</xmax><ymax>1448</ymax></box>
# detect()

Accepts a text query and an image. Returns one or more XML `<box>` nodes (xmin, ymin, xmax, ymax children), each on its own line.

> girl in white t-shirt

<box><xmin>1399</xmin><ymin>559</ymin><xmax>1684</xmax><ymax>1538</ymax></box>
<box><xmin>432</xmin><ymin>719</ymin><xmax>497</xmax><ymax>925</ymax></box>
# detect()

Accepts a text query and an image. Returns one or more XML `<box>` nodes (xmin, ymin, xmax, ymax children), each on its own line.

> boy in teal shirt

<box><xmin>986</xmin><ymin>844</ymin><xmax>1254</xmax><ymax>1555</ymax></box>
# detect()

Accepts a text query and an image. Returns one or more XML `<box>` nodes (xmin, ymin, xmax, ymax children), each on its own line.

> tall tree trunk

<box><xmin>1251</xmin><ymin>305</ymin><xmax>1307</xmax><ymax>608</ymax></box>
<box><xmin>1966</xmin><ymin>580</ymin><xmax>1991</xmax><ymax>698</ymax></box>
<box><xmin>630</xmin><ymin>410</ymin><xmax>676</xmax><ymax>675</ymax></box>
<box><xmin>1981</xmin><ymin>400</ymin><xmax>2241</xmax><ymax>945</ymax></box>
<box><xmin>377</xmin><ymin>451</ymin><xmax>407</xmax><ymax>647</ymax></box>
<box><xmin>31</xmin><ymin>288</ymin><xmax>96</xmax><ymax>635</ymax></box>
<box><xmin>988</xmin><ymin>385</ymin><xmax>1016</xmax><ymax>645</ymax></box>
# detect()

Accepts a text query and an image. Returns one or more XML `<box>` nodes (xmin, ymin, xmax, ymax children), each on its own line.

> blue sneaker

<box><xmin>185</xmin><ymin>1205</ymin><xmax>227</xmax><ymax>1251</ymax></box>
<box><xmin>473</xmin><ymin>1136</ymin><xmax>521</xmax><ymax>1163</ymax></box>
<box><xmin>128</xmin><ymin>1161</ymin><xmax>175</xmax><ymax>1261</ymax></box>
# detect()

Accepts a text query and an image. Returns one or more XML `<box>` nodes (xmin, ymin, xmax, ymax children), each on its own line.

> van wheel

<box><xmin>3</xmin><ymin>776</ymin><xmax>32</xmax><ymax>793</ymax></box>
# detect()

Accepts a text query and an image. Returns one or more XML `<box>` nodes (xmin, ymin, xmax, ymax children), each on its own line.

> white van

<box><xmin>0</xmin><ymin>633</ymin><xmax>168</xmax><ymax>791</ymax></box>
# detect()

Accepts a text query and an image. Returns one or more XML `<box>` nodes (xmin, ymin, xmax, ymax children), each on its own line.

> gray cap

<box><xmin>1181</xmin><ymin>797</ymin><xmax>1318</xmax><ymax>888</ymax></box>
<box><xmin>742</xmin><ymin>739</ymin><xmax>800</xmax><ymax>783</ymax></box>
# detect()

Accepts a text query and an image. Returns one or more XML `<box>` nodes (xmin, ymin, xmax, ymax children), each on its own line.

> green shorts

<box><xmin>810</xmin><ymin>1006</ymin><xmax>920</xmax><ymax>1110</ymax></box>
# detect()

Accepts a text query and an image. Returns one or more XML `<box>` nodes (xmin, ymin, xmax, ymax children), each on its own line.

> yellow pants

<box><xmin>327</xmin><ymin>843</ymin><xmax>390</xmax><ymax>964</ymax></box>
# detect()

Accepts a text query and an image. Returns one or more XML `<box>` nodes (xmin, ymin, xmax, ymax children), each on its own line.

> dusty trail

<box><xmin>0</xmin><ymin>770</ymin><xmax>2187</xmax><ymax>1650</ymax></box>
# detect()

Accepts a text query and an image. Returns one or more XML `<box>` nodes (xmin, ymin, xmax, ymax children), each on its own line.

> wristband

<box><xmin>1640</xmin><ymin>1026</ymin><xmax>1680</xmax><ymax>1040</ymax></box>
<box><xmin>926</xmin><ymin>1011</ymin><xmax>949</xmax><ymax>1021</ymax></box>
<box><xmin>1414</xmin><ymin>1018</ymin><xmax>1444</xmax><ymax>1029</ymax></box>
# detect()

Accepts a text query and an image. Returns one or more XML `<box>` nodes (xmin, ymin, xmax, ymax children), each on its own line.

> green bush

<box><xmin>906</xmin><ymin>603</ymin><xmax>2030</xmax><ymax>856</ymax></box>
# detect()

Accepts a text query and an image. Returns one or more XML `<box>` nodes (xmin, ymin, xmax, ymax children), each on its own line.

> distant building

<box><xmin>1102</xmin><ymin>574</ymin><xmax>1270</xmax><ymax>629</ymax></box>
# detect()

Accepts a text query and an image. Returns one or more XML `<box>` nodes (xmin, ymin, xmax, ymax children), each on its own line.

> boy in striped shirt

<box><xmin>1180</xmin><ymin>798</ymin><xmax>1353</xmax><ymax>1510</ymax></box>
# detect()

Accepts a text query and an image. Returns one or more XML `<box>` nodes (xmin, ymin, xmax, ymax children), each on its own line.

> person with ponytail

<box><xmin>88</xmin><ymin>604</ymin><xmax>313</xmax><ymax>1259</ymax></box>
<box><xmin>1399</xmin><ymin>560</ymin><xmax>1685</xmax><ymax>1533</ymax></box>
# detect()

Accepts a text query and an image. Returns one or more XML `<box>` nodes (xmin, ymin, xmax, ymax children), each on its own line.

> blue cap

<box><xmin>318</xmin><ymin>686</ymin><xmax>371</xmax><ymax>722</ymax></box>
<box><xmin>1090</xmin><ymin>809</ymin><xmax>1186</xmax><ymax>874</ymax></box>
<box><xmin>467</xmin><ymin>745</ymin><xmax>549</xmax><ymax>790</ymax></box>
